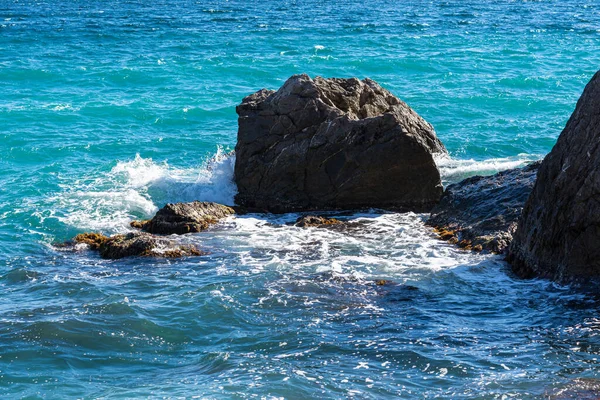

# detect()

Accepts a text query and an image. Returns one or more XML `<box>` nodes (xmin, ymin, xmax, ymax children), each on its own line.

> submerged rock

<box><xmin>427</xmin><ymin>162</ymin><xmax>540</xmax><ymax>253</ymax></box>
<box><xmin>508</xmin><ymin>71</ymin><xmax>600</xmax><ymax>280</ymax></box>
<box><xmin>234</xmin><ymin>74</ymin><xmax>447</xmax><ymax>213</ymax></box>
<box><xmin>294</xmin><ymin>215</ymin><xmax>343</xmax><ymax>227</ymax></box>
<box><xmin>72</xmin><ymin>232</ymin><xmax>108</xmax><ymax>250</ymax></box>
<box><xmin>131</xmin><ymin>201</ymin><xmax>235</xmax><ymax>235</ymax></box>
<box><xmin>546</xmin><ymin>378</ymin><xmax>600</xmax><ymax>400</ymax></box>
<box><xmin>73</xmin><ymin>232</ymin><xmax>204</xmax><ymax>259</ymax></box>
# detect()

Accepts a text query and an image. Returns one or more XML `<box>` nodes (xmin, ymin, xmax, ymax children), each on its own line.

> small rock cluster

<box><xmin>69</xmin><ymin>202</ymin><xmax>233</xmax><ymax>259</ymax></box>
<box><xmin>130</xmin><ymin>201</ymin><xmax>235</xmax><ymax>234</ymax></box>
<box><xmin>73</xmin><ymin>232</ymin><xmax>204</xmax><ymax>259</ymax></box>
<box><xmin>294</xmin><ymin>215</ymin><xmax>343</xmax><ymax>228</ymax></box>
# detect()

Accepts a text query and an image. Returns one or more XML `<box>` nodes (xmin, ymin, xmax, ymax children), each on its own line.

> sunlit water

<box><xmin>1</xmin><ymin>0</ymin><xmax>600</xmax><ymax>398</ymax></box>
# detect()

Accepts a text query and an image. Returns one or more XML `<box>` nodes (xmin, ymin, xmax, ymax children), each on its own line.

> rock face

<box><xmin>234</xmin><ymin>74</ymin><xmax>447</xmax><ymax>213</ymax></box>
<box><xmin>427</xmin><ymin>162</ymin><xmax>540</xmax><ymax>253</ymax></box>
<box><xmin>508</xmin><ymin>71</ymin><xmax>600</xmax><ymax>280</ymax></box>
<box><xmin>131</xmin><ymin>201</ymin><xmax>235</xmax><ymax>235</ymax></box>
<box><xmin>73</xmin><ymin>232</ymin><xmax>204</xmax><ymax>259</ymax></box>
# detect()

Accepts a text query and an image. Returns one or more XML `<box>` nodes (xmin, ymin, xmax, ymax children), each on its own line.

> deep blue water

<box><xmin>1</xmin><ymin>0</ymin><xmax>600</xmax><ymax>398</ymax></box>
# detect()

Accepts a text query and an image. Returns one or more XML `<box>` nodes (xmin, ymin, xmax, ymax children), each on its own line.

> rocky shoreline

<box><xmin>427</xmin><ymin>161</ymin><xmax>541</xmax><ymax>254</ymax></box>
<box><xmin>63</xmin><ymin>73</ymin><xmax>600</xmax><ymax>283</ymax></box>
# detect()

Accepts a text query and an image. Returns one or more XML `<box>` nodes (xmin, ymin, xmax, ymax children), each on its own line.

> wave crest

<box><xmin>435</xmin><ymin>153</ymin><xmax>542</xmax><ymax>185</ymax></box>
<box><xmin>57</xmin><ymin>147</ymin><xmax>237</xmax><ymax>233</ymax></box>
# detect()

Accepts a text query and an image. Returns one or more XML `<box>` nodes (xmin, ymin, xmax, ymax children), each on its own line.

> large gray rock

<box><xmin>130</xmin><ymin>201</ymin><xmax>235</xmax><ymax>235</ymax></box>
<box><xmin>508</xmin><ymin>71</ymin><xmax>600</xmax><ymax>280</ymax></box>
<box><xmin>234</xmin><ymin>74</ymin><xmax>447</xmax><ymax>213</ymax></box>
<box><xmin>427</xmin><ymin>162</ymin><xmax>540</xmax><ymax>253</ymax></box>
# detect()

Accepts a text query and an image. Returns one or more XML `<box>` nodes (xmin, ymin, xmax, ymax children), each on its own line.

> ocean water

<box><xmin>2</xmin><ymin>0</ymin><xmax>600</xmax><ymax>398</ymax></box>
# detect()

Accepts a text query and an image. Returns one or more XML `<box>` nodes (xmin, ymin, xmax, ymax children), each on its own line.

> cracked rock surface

<box><xmin>234</xmin><ymin>74</ymin><xmax>447</xmax><ymax>213</ymax></box>
<box><xmin>131</xmin><ymin>201</ymin><xmax>235</xmax><ymax>235</ymax></box>
<box><xmin>508</xmin><ymin>71</ymin><xmax>600</xmax><ymax>281</ymax></box>
<box><xmin>427</xmin><ymin>162</ymin><xmax>540</xmax><ymax>254</ymax></box>
<box><xmin>72</xmin><ymin>232</ymin><xmax>204</xmax><ymax>259</ymax></box>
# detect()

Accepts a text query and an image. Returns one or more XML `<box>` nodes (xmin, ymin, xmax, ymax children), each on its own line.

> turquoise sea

<box><xmin>2</xmin><ymin>0</ymin><xmax>600</xmax><ymax>398</ymax></box>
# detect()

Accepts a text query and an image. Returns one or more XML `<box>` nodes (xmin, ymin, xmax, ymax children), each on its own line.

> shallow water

<box><xmin>2</xmin><ymin>0</ymin><xmax>600</xmax><ymax>398</ymax></box>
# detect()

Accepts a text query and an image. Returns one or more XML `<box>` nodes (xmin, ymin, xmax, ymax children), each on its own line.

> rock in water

<box><xmin>73</xmin><ymin>232</ymin><xmax>204</xmax><ymax>259</ymax></box>
<box><xmin>131</xmin><ymin>201</ymin><xmax>235</xmax><ymax>235</ymax></box>
<box><xmin>508</xmin><ymin>71</ymin><xmax>600</xmax><ymax>280</ymax></box>
<box><xmin>427</xmin><ymin>162</ymin><xmax>540</xmax><ymax>253</ymax></box>
<box><xmin>234</xmin><ymin>74</ymin><xmax>447</xmax><ymax>213</ymax></box>
<box><xmin>294</xmin><ymin>215</ymin><xmax>343</xmax><ymax>227</ymax></box>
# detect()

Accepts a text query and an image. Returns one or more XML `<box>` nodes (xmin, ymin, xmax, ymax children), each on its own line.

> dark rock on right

<box><xmin>507</xmin><ymin>71</ymin><xmax>600</xmax><ymax>281</ymax></box>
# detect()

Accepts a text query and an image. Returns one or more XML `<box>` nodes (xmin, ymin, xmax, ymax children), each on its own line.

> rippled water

<box><xmin>2</xmin><ymin>0</ymin><xmax>600</xmax><ymax>398</ymax></box>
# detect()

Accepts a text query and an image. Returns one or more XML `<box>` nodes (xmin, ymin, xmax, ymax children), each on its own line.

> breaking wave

<box><xmin>435</xmin><ymin>153</ymin><xmax>542</xmax><ymax>185</ymax></box>
<box><xmin>56</xmin><ymin>147</ymin><xmax>236</xmax><ymax>233</ymax></box>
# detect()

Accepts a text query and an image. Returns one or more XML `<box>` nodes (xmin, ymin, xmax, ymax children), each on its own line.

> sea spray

<box><xmin>56</xmin><ymin>148</ymin><xmax>237</xmax><ymax>234</ymax></box>
<box><xmin>434</xmin><ymin>153</ymin><xmax>542</xmax><ymax>185</ymax></box>
<box><xmin>145</xmin><ymin>146</ymin><xmax>237</xmax><ymax>208</ymax></box>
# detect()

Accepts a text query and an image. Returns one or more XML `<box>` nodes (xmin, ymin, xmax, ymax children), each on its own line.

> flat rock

<box><xmin>234</xmin><ymin>74</ymin><xmax>447</xmax><ymax>213</ymax></box>
<box><xmin>72</xmin><ymin>232</ymin><xmax>204</xmax><ymax>259</ymax></box>
<box><xmin>508</xmin><ymin>71</ymin><xmax>600</xmax><ymax>280</ymax></box>
<box><xmin>427</xmin><ymin>162</ymin><xmax>541</xmax><ymax>253</ymax></box>
<box><xmin>131</xmin><ymin>201</ymin><xmax>235</xmax><ymax>235</ymax></box>
<box><xmin>294</xmin><ymin>215</ymin><xmax>343</xmax><ymax>227</ymax></box>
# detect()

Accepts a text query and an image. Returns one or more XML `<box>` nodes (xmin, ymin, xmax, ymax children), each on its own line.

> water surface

<box><xmin>1</xmin><ymin>0</ymin><xmax>600</xmax><ymax>398</ymax></box>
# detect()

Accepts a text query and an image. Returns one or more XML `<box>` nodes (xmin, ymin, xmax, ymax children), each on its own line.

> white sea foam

<box><xmin>57</xmin><ymin>147</ymin><xmax>237</xmax><ymax>233</ymax></box>
<box><xmin>48</xmin><ymin>103</ymin><xmax>79</xmax><ymax>112</ymax></box>
<box><xmin>59</xmin><ymin>148</ymin><xmax>524</xmax><ymax>281</ymax></box>
<box><xmin>211</xmin><ymin>211</ymin><xmax>484</xmax><ymax>284</ymax></box>
<box><xmin>435</xmin><ymin>153</ymin><xmax>541</xmax><ymax>185</ymax></box>
<box><xmin>59</xmin><ymin>189</ymin><xmax>158</xmax><ymax>233</ymax></box>
<box><xmin>111</xmin><ymin>154</ymin><xmax>170</xmax><ymax>188</ymax></box>
<box><xmin>143</xmin><ymin>148</ymin><xmax>237</xmax><ymax>207</ymax></box>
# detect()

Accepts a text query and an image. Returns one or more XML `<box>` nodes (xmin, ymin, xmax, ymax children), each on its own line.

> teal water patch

<box><xmin>1</xmin><ymin>0</ymin><xmax>600</xmax><ymax>397</ymax></box>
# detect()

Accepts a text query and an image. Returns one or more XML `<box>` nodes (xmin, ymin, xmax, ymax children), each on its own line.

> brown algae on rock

<box><xmin>73</xmin><ymin>232</ymin><xmax>110</xmax><ymax>250</ymax></box>
<box><xmin>73</xmin><ymin>231</ymin><xmax>204</xmax><ymax>260</ymax></box>
<box><xmin>130</xmin><ymin>201</ymin><xmax>235</xmax><ymax>235</ymax></box>
<box><xmin>428</xmin><ymin>162</ymin><xmax>540</xmax><ymax>254</ymax></box>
